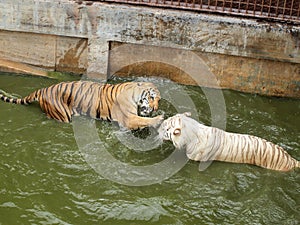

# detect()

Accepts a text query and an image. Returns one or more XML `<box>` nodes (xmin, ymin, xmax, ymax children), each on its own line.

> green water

<box><xmin>0</xmin><ymin>73</ymin><xmax>299</xmax><ymax>225</ymax></box>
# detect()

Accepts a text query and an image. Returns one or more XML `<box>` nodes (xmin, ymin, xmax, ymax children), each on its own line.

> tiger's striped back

<box><xmin>1</xmin><ymin>81</ymin><xmax>103</xmax><ymax>122</ymax></box>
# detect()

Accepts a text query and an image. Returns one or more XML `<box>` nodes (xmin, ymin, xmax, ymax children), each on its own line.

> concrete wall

<box><xmin>0</xmin><ymin>0</ymin><xmax>299</xmax><ymax>97</ymax></box>
<box><xmin>0</xmin><ymin>30</ymin><xmax>88</xmax><ymax>73</ymax></box>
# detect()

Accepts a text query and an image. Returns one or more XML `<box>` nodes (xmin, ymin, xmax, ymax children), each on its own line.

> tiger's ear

<box><xmin>173</xmin><ymin>117</ymin><xmax>182</xmax><ymax>136</ymax></box>
<box><xmin>173</xmin><ymin>128</ymin><xmax>181</xmax><ymax>136</ymax></box>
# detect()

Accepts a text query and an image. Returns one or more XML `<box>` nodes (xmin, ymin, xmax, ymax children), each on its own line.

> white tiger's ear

<box><xmin>173</xmin><ymin>128</ymin><xmax>181</xmax><ymax>136</ymax></box>
<box><xmin>183</xmin><ymin>112</ymin><xmax>191</xmax><ymax>117</ymax></box>
<box><xmin>173</xmin><ymin>117</ymin><xmax>182</xmax><ymax>136</ymax></box>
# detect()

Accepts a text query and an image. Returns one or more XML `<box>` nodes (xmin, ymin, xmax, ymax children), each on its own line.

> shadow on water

<box><xmin>0</xmin><ymin>73</ymin><xmax>299</xmax><ymax>224</ymax></box>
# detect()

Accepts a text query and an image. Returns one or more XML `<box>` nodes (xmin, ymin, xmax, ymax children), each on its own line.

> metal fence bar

<box><xmin>290</xmin><ymin>0</ymin><xmax>294</xmax><ymax>17</ymax></box>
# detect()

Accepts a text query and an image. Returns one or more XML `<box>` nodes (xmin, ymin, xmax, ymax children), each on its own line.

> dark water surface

<box><xmin>0</xmin><ymin>73</ymin><xmax>299</xmax><ymax>224</ymax></box>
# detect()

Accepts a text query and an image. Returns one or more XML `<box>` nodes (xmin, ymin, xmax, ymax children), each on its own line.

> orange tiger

<box><xmin>158</xmin><ymin>112</ymin><xmax>300</xmax><ymax>171</ymax></box>
<box><xmin>0</xmin><ymin>81</ymin><xmax>163</xmax><ymax>130</ymax></box>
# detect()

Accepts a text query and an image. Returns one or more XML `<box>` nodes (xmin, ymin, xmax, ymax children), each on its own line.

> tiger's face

<box><xmin>158</xmin><ymin>114</ymin><xmax>182</xmax><ymax>141</ymax></box>
<box><xmin>138</xmin><ymin>87</ymin><xmax>160</xmax><ymax>117</ymax></box>
<box><xmin>158</xmin><ymin>112</ymin><xmax>191</xmax><ymax>148</ymax></box>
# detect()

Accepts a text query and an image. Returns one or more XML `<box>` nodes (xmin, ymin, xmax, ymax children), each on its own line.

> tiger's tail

<box><xmin>0</xmin><ymin>89</ymin><xmax>40</xmax><ymax>105</ymax></box>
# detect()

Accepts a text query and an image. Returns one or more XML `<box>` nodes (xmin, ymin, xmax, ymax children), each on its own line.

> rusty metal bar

<box><xmin>245</xmin><ymin>0</ymin><xmax>250</xmax><ymax>14</ymax></box>
<box><xmin>267</xmin><ymin>0</ymin><xmax>271</xmax><ymax>16</ymax></box>
<box><xmin>199</xmin><ymin>0</ymin><xmax>203</xmax><ymax>9</ymax></box>
<box><xmin>290</xmin><ymin>0</ymin><xmax>294</xmax><ymax>17</ymax></box>
<box><xmin>282</xmin><ymin>0</ymin><xmax>286</xmax><ymax>18</ymax></box>
<box><xmin>222</xmin><ymin>0</ymin><xmax>226</xmax><ymax>12</ymax></box>
<box><xmin>260</xmin><ymin>0</ymin><xmax>264</xmax><ymax>15</ymax></box>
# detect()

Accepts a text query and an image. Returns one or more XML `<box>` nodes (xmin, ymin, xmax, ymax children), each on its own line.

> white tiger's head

<box><xmin>137</xmin><ymin>83</ymin><xmax>161</xmax><ymax>116</ymax></box>
<box><xmin>158</xmin><ymin>112</ymin><xmax>193</xmax><ymax>149</ymax></box>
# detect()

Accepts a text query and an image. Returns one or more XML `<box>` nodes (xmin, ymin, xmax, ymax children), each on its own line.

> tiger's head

<box><xmin>158</xmin><ymin>112</ymin><xmax>193</xmax><ymax>148</ymax></box>
<box><xmin>136</xmin><ymin>83</ymin><xmax>161</xmax><ymax>117</ymax></box>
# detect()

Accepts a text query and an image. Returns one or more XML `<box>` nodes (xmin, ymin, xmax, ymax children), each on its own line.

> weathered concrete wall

<box><xmin>109</xmin><ymin>42</ymin><xmax>300</xmax><ymax>97</ymax></box>
<box><xmin>0</xmin><ymin>0</ymin><xmax>299</xmax><ymax>97</ymax></box>
<box><xmin>0</xmin><ymin>30</ymin><xmax>88</xmax><ymax>74</ymax></box>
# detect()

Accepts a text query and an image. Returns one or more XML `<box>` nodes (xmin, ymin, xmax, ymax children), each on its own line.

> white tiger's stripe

<box><xmin>209</xmin><ymin>131</ymin><xmax>299</xmax><ymax>171</ymax></box>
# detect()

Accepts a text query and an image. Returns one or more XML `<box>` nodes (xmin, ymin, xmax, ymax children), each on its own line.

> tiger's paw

<box><xmin>151</xmin><ymin>115</ymin><xmax>164</xmax><ymax>128</ymax></box>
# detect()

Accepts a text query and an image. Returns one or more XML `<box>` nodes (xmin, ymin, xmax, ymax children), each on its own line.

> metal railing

<box><xmin>98</xmin><ymin>0</ymin><xmax>300</xmax><ymax>24</ymax></box>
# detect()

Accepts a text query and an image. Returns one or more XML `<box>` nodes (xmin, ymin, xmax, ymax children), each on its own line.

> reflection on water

<box><xmin>0</xmin><ymin>73</ymin><xmax>299</xmax><ymax>224</ymax></box>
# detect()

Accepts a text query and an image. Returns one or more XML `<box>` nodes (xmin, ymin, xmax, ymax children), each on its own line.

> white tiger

<box><xmin>158</xmin><ymin>112</ymin><xmax>300</xmax><ymax>171</ymax></box>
